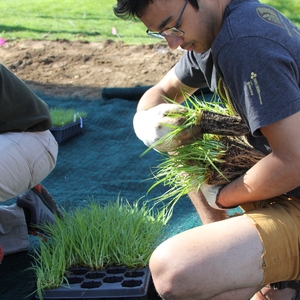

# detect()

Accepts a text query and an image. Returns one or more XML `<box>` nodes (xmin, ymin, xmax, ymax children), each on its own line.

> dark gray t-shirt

<box><xmin>175</xmin><ymin>0</ymin><xmax>300</xmax><ymax>196</ymax></box>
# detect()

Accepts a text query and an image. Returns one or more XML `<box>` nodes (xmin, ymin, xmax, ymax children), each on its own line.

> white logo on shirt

<box><xmin>247</xmin><ymin>72</ymin><xmax>263</xmax><ymax>105</ymax></box>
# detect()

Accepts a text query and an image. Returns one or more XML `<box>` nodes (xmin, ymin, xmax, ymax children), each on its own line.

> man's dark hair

<box><xmin>113</xmin><ymin>0</ymin><xmax>199</xmax><ymax>20</ymax></box>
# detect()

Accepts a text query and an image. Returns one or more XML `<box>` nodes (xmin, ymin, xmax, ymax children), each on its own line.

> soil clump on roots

<box><xmin>206</xmin><ymin>136</ymin><xmax>266</xmax><ymax>185</ymax></box>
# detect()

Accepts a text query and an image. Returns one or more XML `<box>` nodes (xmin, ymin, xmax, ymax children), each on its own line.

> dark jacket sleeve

<box><xmin>0</xmin><ymin>64</ymin><xmax>52</xmax><ymax>133</ymax></box>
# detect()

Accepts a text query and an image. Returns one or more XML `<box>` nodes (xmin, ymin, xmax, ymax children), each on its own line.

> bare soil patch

<box><xmin>0</xmin><ymin>39</ymin><xmax>183</xmax><ymax>100</ymax></box>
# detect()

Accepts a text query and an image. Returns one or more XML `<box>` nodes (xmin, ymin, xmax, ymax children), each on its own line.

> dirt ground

<box><xmin>0</xmin><ymin>39</ymin><xmax>184</xmax><ymax>100</ymax></box>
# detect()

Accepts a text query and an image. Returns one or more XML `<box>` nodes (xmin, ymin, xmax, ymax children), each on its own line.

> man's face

<box><xmin>140</xmin><ymin>0</ymin><xmax>221</xmax><ymax>53</ymax></box>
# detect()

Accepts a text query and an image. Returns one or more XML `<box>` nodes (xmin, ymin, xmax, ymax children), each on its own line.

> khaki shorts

<box><xmin>0</xmin><ymin>130</ymin><xmax>58</xmax><ymax>201</ymax></box>
<box><xmin>240</xmin><ymin>195</ymin><xmax>300</xmax><ymax>285</ymax></box>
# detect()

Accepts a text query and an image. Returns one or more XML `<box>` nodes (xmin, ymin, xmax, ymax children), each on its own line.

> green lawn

<box><xmin>261</xmin><ymin>0</ymin><xmax>300</xmax><ymax>26</ymax></box>
<box><xmin>0</xmin><ymin>0</ymin><xmax>158</xmax><ymax>44</ymax></box>
<box><xmin>0</xmin><ymin>0</ymin><xmax>299</xmax><ymax>44</ymax></box>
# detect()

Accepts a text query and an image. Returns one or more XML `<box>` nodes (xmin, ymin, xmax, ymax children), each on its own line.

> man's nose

<box><xmin>164</xmin><ymin>36</ymin><xmax>183</xmax><ymax>50</ymax></box>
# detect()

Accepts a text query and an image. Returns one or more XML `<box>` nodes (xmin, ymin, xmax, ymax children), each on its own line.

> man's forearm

<box><xmin>137</xmin><ymin>86</ymin><xmax>167</xmax><ymax>111</ymax></box>
<box><xmin>218</xmin><ymin>152</ymin><xmax>300</xmax><ymax>208</ymax></box>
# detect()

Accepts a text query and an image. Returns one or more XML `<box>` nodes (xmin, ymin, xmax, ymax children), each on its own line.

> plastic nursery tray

<box><xmin>50</xmin><ymin>118</ymin><xmax>84</xmax><ymax>144</ymax></box>
<box><xmin>35</xmin><ymin>266</ymin><xmax>151</xmax><ymax>300</ymax></box>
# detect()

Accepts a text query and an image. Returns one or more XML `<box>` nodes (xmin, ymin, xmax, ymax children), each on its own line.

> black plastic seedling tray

<box><xmin>50</xmin><ymin>118</ymin><xmax>84</xmax><ymax>144</ymax></box>
<box><xmin>35</xmin><ymin>266</ymin><xmax>151</xmax><ymax>300</ymax></box>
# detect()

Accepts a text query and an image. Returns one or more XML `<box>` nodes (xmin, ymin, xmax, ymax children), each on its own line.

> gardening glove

<box><xmin>133</xmin><ymin>104</ymin><xmax>202</xmax><ymax>152</ymax></box>
<box><xmin>200</xmin><ymin>183</ymin><xmax>228</xmax><ymax>210</ymax></box>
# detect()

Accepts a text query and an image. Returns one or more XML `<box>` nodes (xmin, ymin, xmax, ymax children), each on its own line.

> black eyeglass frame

<box><xmin>146</xmin><ymin>0</ymin><xmax>189</xmax><ymax>38</ymax></box>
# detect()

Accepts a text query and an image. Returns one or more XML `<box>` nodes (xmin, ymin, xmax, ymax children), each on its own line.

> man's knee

<box><xmin>149</xmin><ymin>242</ymin><xmax>186</xmax><ymax>300</ymax></box>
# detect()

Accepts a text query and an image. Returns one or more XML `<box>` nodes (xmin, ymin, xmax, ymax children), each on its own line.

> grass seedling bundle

<box><xmin>50</xmin><ymin>108</ymin><xmax>87</xmax><ymax>127</ymax></box>
<box><xmin>147</xmin><ymin>93</ymin><xmax>265</xmax><ymax>214</ymax></box>
<box><xmin>31</xmin><ymin>199</ymin><xmax>167</xmax><ymax>298</ymax></box>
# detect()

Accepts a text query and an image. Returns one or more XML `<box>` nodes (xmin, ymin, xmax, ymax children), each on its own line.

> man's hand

<box><xmin>133</xmin><ymin>104</ymin><xmax>201</xmax><ymax>152</ymax></box>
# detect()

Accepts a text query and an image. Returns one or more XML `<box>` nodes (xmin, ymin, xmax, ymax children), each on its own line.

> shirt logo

<box><xmin>256</xmin><ymin>7</ymin><xmax>285</xmax><ymax>28</ymax></box>
<box><xmin>256</xmin><ymin>6</ymin><xmax>296</xmax><ymax>37</ymax></box>
<box><xmin>247</xmin><ymin>72</ymin><xmax>263</xmax><ymax>105</ymax></box>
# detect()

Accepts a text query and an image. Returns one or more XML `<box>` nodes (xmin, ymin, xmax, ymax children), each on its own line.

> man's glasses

<box><xmin>146</xmin><ymin>0</ymin><xmax>189</xmax><ymax>39</ymax></box>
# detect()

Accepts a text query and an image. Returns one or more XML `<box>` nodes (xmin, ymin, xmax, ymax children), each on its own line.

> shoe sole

<box><xmin>31</xmin><ymin>185</ymin><xmax>63</xmax><ymax>219</ymax></box>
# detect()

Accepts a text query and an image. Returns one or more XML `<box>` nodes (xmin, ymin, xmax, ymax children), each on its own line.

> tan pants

<box><xmin>0</xmin><ymin>130</ymin><xmax>58</xmax><ymax>255</ymax></box>
<box><xmin>241</xmin><ymin>195</ymin><xmax>300</xmax><ymax>285</ymax></box>
<box><xmin>0</xmin><ymin>130</ymin><xmax>58</xmax><ymax>201</ymax></box>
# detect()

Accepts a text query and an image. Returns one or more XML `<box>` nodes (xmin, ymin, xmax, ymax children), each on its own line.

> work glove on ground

<box><xmin>133</xmin><ymin>104</ymin><xmax>202</xmax><ymax>152</ymax></box>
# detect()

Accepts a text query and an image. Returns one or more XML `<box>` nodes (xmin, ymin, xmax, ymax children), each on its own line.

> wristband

<box><xmin>215</xmin><ymin>185</ymin><xmax>238</xmax><ymax>209</ymax></box>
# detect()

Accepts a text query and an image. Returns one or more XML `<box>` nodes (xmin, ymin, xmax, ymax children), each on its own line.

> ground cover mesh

<box><xmin>0</xmin><ymin>92</ymin><xmax>201</xmax><ymax>299</ymax></box>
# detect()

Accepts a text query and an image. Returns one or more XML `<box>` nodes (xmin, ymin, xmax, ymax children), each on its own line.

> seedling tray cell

<box><xmin>35</xmin><ymin>266</ymin><xmax>151</xmax><ymax>300</ymax></box>
<box><xmin>50</xmin><ymin>118</ymin><xmax>84</xmax><ymax>144</ymax></box>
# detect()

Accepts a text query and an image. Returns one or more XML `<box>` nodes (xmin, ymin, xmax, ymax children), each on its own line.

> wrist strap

<box><xmin>215</xmin><ymin>186</ymin><xmax>238</xmax><ymax>209</ymax></box>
